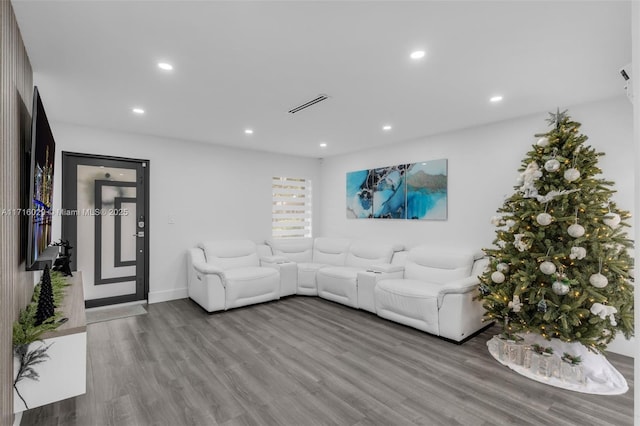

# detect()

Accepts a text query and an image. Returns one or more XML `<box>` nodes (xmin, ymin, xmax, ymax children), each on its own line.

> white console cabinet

<box><xmin>14</xmin><ymin>272</ymin><xmax>87</xmax><ymax>413</ymax></box>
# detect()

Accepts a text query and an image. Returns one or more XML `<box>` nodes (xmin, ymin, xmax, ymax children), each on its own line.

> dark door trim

<box><xmin>61</xmin><ymin>151</ymin><xmax>150</xmax><ymax>308</ymax></box>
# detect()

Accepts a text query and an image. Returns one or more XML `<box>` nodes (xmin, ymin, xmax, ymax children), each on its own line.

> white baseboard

<box><xmin>148</xmin><ymin>287</ymin><xmax>188</xmax><ymax>304</ymax></box>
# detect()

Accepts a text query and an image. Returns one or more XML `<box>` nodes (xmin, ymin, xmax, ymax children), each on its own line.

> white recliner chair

<box><xmin>187</xmin><ymin>240</ymin><xmax>280</xmax><ymax>312</ymax></box>
<box><xmin>374</xmin><ymin>246</ymin><xmax>489</xmax><ymax>342</ymax></box>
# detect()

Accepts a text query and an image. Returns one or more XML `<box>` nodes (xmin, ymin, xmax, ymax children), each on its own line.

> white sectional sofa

<box><xmin>187</xmin><ymin>237</ymin><xmax>489</xmax><ymax>343</ymax></box>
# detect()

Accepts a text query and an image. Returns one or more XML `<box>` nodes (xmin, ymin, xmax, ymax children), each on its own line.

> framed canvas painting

<box><xmin>406</xmin><ymin>159</ymin><xmax>448</xmax><ymax>220</ymax></box>
<box><xmin>372</xmin><ymin>164</ymin><xmax>409</xmax><ymax>219</ymax></box>
<box><xmin>346</xmin><ymin>169</ymin><xmax>373</xmax><ymax>218</ymax></box>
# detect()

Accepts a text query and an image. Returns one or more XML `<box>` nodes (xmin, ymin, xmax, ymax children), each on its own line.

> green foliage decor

<box><xmin>13</xmin><ymin>268</ymin><xmax>67</xmax><ymax>345</ymax></box>
<box><xmin>531</xmin><ymin>344</ymin><xmax>554</xmax><ymax>355</ymax></box>
<box><xmin>477</xmin><ymin>110</ymin><xmax>634</xmax><ymax>353</ymax></box>
<box><xmin>561</xmin><ymin>352</ymin><xmax>583</xmax><ymax>365</ymax></box>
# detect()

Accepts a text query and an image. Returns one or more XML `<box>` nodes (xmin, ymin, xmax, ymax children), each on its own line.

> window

<box><xmin>272</xmin><ymin>176</ymin><xmax>312</xmax><ymax>238</ymax></box>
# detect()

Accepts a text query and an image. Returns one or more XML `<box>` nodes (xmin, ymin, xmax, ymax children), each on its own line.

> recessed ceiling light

<box><xmin>319</xmin><ymin>142</ymin><xmax>327</xmax><ymax>148</ymax></box>
<box><xmin>490</xmin><ymin>95</ymin><xmax>503</xmax><ymax>103</ymax></box>
<box><xmin>382</xmin><ymin>125</ymin><xmax>392</xmax><ymax>131</ymax></box>
<box><xmin>132</xmin><ymin>107</ymin><xmax>145</xmax><ymax>114</ymax></box>
<box><xmin>410</xmin><ymin>50</ymin><xmax>425</xmax><ymax>60</ymax></box>
<box><xmin>244</xmin><ymin>129</ymin><xmax>254</xmax><ymax>135</ymax></box>
<box><xmin>158</xmin><ymin>62</ymin><xmax>173</xmax><ymax>71</ymax></box>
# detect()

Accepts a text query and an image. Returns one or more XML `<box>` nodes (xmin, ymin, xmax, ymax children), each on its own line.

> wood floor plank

<box><xmin>21</xmin><ymin>296</ymin><xmax>634</xmax><ymax>426</ymax></box>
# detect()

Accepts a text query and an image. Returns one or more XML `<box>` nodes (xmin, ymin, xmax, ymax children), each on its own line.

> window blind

<box><xmin>272</xmin><ymin>177</ymin><xmax>312</xmax><ymax>238</ymax></box>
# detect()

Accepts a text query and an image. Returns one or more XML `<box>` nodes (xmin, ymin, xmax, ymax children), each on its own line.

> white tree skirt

<box><xmin>487</xmin><ymin>333</ymin><xmax>628</xmax><ymax>395</ymax></box>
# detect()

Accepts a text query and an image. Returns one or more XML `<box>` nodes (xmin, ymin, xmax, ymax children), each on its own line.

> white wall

<box><xmin>320</xmin><ymin>96</ymin><xmax>635</xmax><ymax>356</ymax></box>
<box><xmin>320</xmin><ymin>96</ymin><xmax>633</xmax><ymax>248</ymax></box>
<box><xmin>50</xmin><ymin>123</ymin><xmax>322</xmax><ymax>303</ymax></box>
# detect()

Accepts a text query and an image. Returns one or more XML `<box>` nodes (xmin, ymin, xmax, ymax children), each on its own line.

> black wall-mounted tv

<box><xmin>26</xmin><ymin>86</ymin><xmax>56</xmax><ymax>270</ymax></box>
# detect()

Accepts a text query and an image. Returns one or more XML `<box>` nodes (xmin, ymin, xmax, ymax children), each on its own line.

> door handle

<box><xmin>133</xmin><ymin>231</ymin><xmax>145</xmax><ymax>237</ymax></box>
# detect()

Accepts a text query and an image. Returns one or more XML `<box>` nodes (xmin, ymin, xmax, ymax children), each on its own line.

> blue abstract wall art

<box><xmin>346</xmin><ymin>159</ymin><xmax>447</xmax><ymax>220</ymax></box>
<box><xmin>346</xmin><ymin>169</ymin><xmax>373</xmax><ymax>218</ymax></box>
<box><xmin>406</xmin><ymin>159</ymin><xmax>448</xmax><ymax>220</ymax></box>
<box><xmin>372</xmin><ymin>164</ymin><xmax>410</xmax><ymax>219</ymax></box>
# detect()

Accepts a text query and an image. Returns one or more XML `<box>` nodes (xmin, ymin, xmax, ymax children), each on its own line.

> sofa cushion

<box><xmin>266</xmin><ymin>238</ymin><xmax>314</xmax><ymax>263</ymax></box>
<box><xmin>225</xmin><ymin>267</ymin><xmax>279</xmax><ymax>282</ymax></box>
<box><xmin>345</xmin><ymin>241</ymin><xmax>400</xmax><ymax>268</ymax></box>
<box><xmin>317</xmin><ymin>265</ymin><xmax>362</xmax><ymax>280</ymax></box>
<box><xmin>316</xmin><ymin>266</ymin><xmax>362</xmax><ymax>308</ymax></box>
<box><xmin>404</xmin><ymin>247</ymin><xmax>474</xmax><ymax>284</ymax></box>
<box><xmin>313</xmin><ymin>237</ymin><xmax>351</xmax><ymax>265</ymax></box>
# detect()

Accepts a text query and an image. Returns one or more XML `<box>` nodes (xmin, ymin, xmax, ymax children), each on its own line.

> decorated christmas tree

<box><xmin>34</xmin><ymin>264</ymin><xmax>55</xmax><ymax>326</ymax></box>
<box><xmin>478</xmin><ymin>110</ymin><xmax>634</xmax><ymax>353</ymax></box>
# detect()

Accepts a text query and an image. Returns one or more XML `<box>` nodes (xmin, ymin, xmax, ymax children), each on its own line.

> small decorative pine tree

<box><xmin>478</xmin><ymin>110</ymin><xmax>634</xmax><ymax>353</ymax></box>
<box><xmin>34</xmin><ymin>264</ymin><xmax>55</xmax><ymax>326</ymax></box>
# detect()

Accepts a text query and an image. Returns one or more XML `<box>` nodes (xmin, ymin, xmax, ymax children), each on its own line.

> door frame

<box><xmin>61</xmin><ymin>151</ymin><xmax>150</xmax><ymax>307</ymax></box>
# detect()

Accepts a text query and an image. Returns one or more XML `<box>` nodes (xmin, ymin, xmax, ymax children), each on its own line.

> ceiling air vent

<box><xmin>288</xmin><ymin>94</ymin><xmax>329</xmax><ymax>114</ymax></box>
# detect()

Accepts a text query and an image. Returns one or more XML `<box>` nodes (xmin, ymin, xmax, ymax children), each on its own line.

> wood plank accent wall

<box><xmin>1</xmin><ymin>0</ymin><xmax>34</xmax><ymax>424</ymax></box>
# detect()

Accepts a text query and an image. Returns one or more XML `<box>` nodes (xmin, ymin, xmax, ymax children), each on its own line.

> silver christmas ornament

<box><xmin>537</xmin><ymin>137</ymin><xmax>549</xmax><ymax>147</ymax></box>
<box><xmin>589</xmin><ymin>273</ymin><xmax>608</xmax><ymax>288</ymax></box>
<box><xmin>536</xmin><ymin>213</ymin><xmax>552</xmax><ymax>226</ymax></box>
<box><xmin>564</xmin><ymin>168</ymin><xmax>580</xmax><ymax>182</ymax></box>
<box><xmin>539</xmin><ymin>261</ymin><xmax>556</xmax><ymax>275</ymax></box>
<box><xmin>552</xmin><ymin>281</ymin><xmax>570</xmax><ymax>295</ymax></box>
<box><xmin>568</xmin><ymin>223</ymin><xmax>585</xmax><ymax>238</ymax></box>
<box><xmin>603</xmin><ymin>213</ymin><xmax>621</xmax><ymax>228</ymax></box>
<box><xmin>544</xmin><ymin>159</ymin><xmax>561</xmax><ymax>172</ymax></box>
<box><xmin>491</xmin><ymin>271</ymin><xmax>505</xmax><ymax>284</ymax></box>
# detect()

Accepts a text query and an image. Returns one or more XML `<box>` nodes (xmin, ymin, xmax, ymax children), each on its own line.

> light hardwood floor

<box><xmin>21</xmin><ymin>296</ymin><xmax>633</xmax><ymax>426</ymax></box>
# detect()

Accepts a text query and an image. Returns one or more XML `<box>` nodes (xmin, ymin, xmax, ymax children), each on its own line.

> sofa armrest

<box><xmin>356</xmin><ymin>270</ymin><xmax>403</xmax><ymax>313</ymax></box>
<box><xmin>256</xmin><ymin>243</ymin><xmax>273</xmax><ymax>259</ymax></box>
<box><xmin>437</xmin><ymin>275</ymin><xmax>481</xmax><ymax>307</ymax></box>
<box><xmin>193</xmin><ymin>261</ymin><xmax>224</xmax><ymax>274</ymax></box>
<box><xmin>192</xmin><ymin>261</ymin><xmax>227</xmax><ymax>287</ymax></box>
<box><xmin>368</xmin><ymin>263</ymin><xmax>404</xmax><ymax>274</ymax></box>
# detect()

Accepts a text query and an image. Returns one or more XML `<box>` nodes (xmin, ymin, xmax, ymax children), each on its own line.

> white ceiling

<box><xmin>11</xmin><ymin>1</ymin><xmax>632</xmax><ymax>158</ymax></box>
